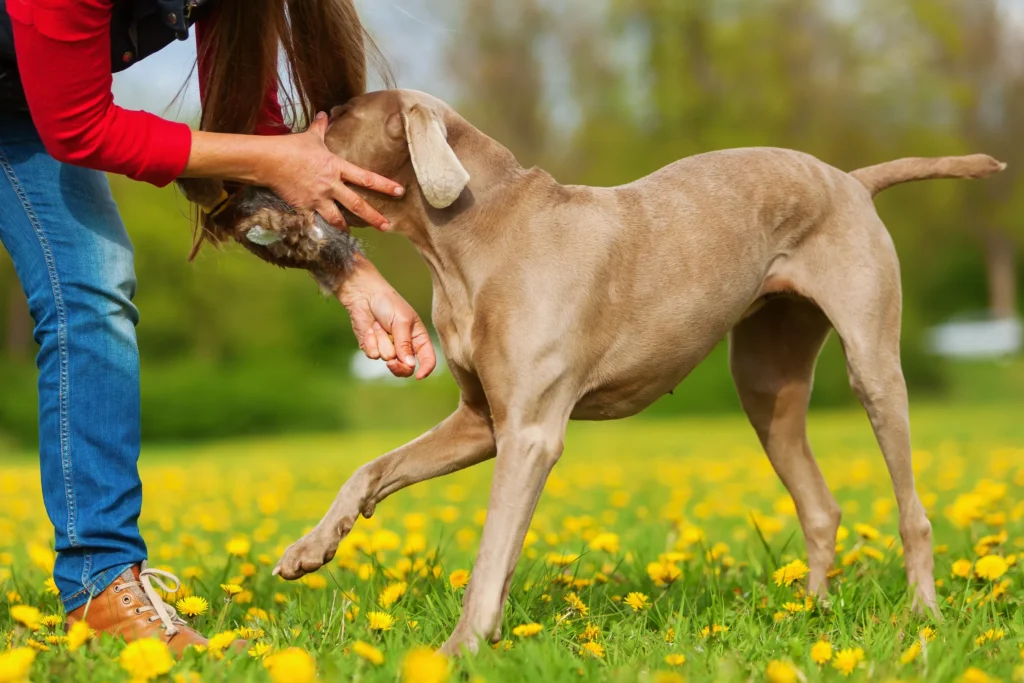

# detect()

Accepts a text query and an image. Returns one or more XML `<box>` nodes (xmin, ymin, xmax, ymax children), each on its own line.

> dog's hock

<box><xmin>402</xmin><ymin>106</ymin><xmax>470</xmax><ymax>209</ymax></box>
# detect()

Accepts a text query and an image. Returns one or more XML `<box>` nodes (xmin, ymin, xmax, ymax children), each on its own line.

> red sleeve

<box><xmin>194</xmin><ymin>16</ymin><xmax>289</xmax><ymax>136</ymax></box>
<box><xmin>9</xmin><ymin>0</ymin><xmax>193</xmax><ymax>187</ymax></box>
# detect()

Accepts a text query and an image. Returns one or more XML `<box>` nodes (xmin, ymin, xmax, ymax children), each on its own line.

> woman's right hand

<box><xmin>256</xmin><ymin>112</ymin><xmax>404</xmax><ymax>231</ymax></box>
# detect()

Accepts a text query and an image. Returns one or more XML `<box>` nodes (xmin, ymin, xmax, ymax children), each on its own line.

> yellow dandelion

<box><xmin>781</xmin><ymin>601</ymin><xmax>804</xmax><ymax>614</ymax></box>
<box><xmin>10</xmin><ymin>605</ymin><xmax>42</xmax><ymax>631</ymax></box>
<box><xmin>220</xmin><ymin>583</ymin><xmax>243</xmax><ymax>597</ymax></box>
<box><xmin>352</xmin><ymin>640</ymin><xmax>384</xmax><ymax>666</ymax></box>
<box><xmin>900</xmin><ymin>641</ymin><xmax>921</xmax><ymax>665</ymax></box>
<box><xmin>175</xmin><ymin>596</ymin><xmax>209</xmax><ymax>617</ymax></box>
<box><xmin>958</xmin><ymin>668</ymin><xmax>995</xmax><ymax>683</ymax></box>
<box><xmin>664</xmin><ymin>654</ymin><xmax>686</xmax><ymax>666</ymax></box>
<box><xmin>119</xmin><ymin>639</ymin><xmax>173</xmax><ymax>681</ymax></box>
<box><xmin>264</xmin><ymin>648</ymin><xmax>317</xmax><ymax>683</ymax></box>
<box><xmin>579</xmin><ymin>641</ymin><xmax>604</xmax><ymax>659</ymax></box>
<box><xmin>42</xmin><ymin>578</ymin><xmax>59</xmax><ymax>596</ymax></box>
<box><xmin>207</xmin><ymin>631</ymin><xmax>238</xmax><ymax>658</ymax></box>
<box><xmin>0</xmin><ymin>648</ymin><xmax>36</xmax><ymax>682</ymax></box>
<box><xmin>974</xmin><ymin>555</ymin><xmax>1008</xmax><ymax>581</ymax></box>
<box><xmin>832</xmin><ymin>647</ymin><xmax>864</xmax><ymax>676</ymax></box>
<box><xmin>66</xmin><ymin>620</ymin><xmax>93</xmax><ymax>651</ymax></box>
<box><xmin>226</xmin><ymin>536</ymin><xmax>251</xmax><ymax>557</ymax></box>
<box><xmin>772</xmin><ymin>559</ymin><xmax>809</xmax><ymax>587</ymax></box>
<box><xmin>39</xmin><ymin>615</ymin><xmax>62</xmax><ymax>629</ymax></box>
<box><xmin>647</xmin><ymin>561</ymin><xmax>682</xmax><ymax>586</ymax></box>
<box><xmin>579</xmin><ymin>623</ymin><xmax>600</xmax><ymax>641</ymax></box>
<box><xmin>512</xmin><ymin>623</ymin><xmax>543</xmax><ymax>638</ymax></box>
<box><xmin>765</xmin><ymin>660</ymin><xmax>799</xmax><ymax>683</ymax></box>
<box><xmin>378</xmin><ymin>582</ymin><xmax>407</xmax><ymax>609</ymax></box>
<box><xmin>236</xmin><ymin>626</ymin><xmax>265</xmax><ymax>640</ymax></box>
<box><xmin>588</xmin><ymin>533</ymin><xmax>620</xmax><ymax>554</ymax></box>
<box><xmin>920</xmin><ymin>626</ymin><xmax>936</xmax><ymax>642</ymax></box>
<box><xmin>624</xmin><ymin>592</ymin><xmax>650</xmax><ymax>612</ymax></box>
<box><xmin>248</xmin><ymin>643</ymin><xmax>273</xmax><ymax>659</ymax></box>
<box><xmin>448</xmin><ymin>569</ymin><xmax>470</xmax><ymax>591</ymax></box>
<box><xmin>951</xmin><ymin>559</ymin><xmax>973</xmax><ymax>578</ymax></box>
<box><xmin>401</xmin><ymin>646</ymin><xmax>449</xmax><ymax>683</ymax></box>
<box><xmin>811</xmin><ymin>640</ymin><xmax>833</xmax><ymax>664</ymax></box>
<box><xmin>564</xmin><ymin>592</ymin><xmax>589</xmax><ymax>616</ymax></box>
<box><xmin>300</xmin><ymin>574</ymin><xmax>328</xmax><ymax>590</ymax></box>
<box><xmin>853</xmin><ymin>523</ymin><xmax>880</xmax><ymax>540</ymax></box>
<box><xmin>366</xmin><ymin>611</ymin><xmax>396</xmax><ymax>632</ymax></box>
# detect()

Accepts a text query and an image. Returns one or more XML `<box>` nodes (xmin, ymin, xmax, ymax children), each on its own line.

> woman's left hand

<box><xmin>337</xmin><ymin>255</ymin><xmax>436</xmax><ymax>379</ymax></box>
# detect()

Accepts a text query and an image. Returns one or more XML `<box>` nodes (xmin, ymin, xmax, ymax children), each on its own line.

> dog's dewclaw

<box><xmin>246</xmin><ymin>226</ymin><xmax>283</xmax><ymax>246</ymax></box>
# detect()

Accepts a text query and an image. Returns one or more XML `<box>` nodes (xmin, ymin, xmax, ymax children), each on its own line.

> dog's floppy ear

<box><xmin>402</xmin><ymin>105</ymin><xmax>470</xmax><ymax>209</ymax></box>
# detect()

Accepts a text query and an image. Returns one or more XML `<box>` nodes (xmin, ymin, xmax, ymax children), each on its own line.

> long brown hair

<box><xmin>178</xmin><ymin>0</ymin><xmax>391</xmax><ymax>255</ymax></box>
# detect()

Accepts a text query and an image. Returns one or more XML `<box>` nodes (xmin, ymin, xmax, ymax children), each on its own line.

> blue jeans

<box><xmin>0</xmin><ymin>114</ymin><xmax>146</xmax><ymax>611</ymax></box>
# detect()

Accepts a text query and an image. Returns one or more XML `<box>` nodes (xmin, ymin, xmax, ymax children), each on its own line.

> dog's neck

<box><xmin>394</xmin><ymin>123</ymin><xmax>561</xmax><ymax>295</ymax></box>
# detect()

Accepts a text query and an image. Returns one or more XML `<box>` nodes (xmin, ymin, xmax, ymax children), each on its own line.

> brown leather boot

<box><xmin>65</xmin><ymin>563</ymin><xmax>211</xmax><ymax>656</ymax></box>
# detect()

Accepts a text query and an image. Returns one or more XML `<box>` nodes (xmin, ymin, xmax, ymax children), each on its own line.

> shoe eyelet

<box><xmin>113</xmin><ymin>585</ymin><xmax>121</xmax><ymax>593</ymax></box>
<box><xmin>134</xmin><ymin>607</ymin><xmax>144</xmax><ymax>615</ymax></box>
<box><xmin>121</xmin><ymin>594</ymin><xmax>132</xmax><ymax>605</ymax></box>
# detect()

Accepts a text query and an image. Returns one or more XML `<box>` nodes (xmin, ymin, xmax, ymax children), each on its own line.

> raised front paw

<box><xmin>272</xmin><ymin>528</ymin><xmax>339</xmax><ymax>580</ymax></box>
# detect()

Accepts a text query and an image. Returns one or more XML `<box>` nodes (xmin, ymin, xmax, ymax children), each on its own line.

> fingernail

<box><xmin>394</xmin><ymin>186</ymin><xmax>405</xmax><ymax>197</ymax></box>
<box><xmin>405</xmin><ymin>355</ymin><xmax>416</xmax><ymax>366</ymax></box>
<box><xmin>315</xmin><ymin>111</ymin><xmax>327</xmax><ymax>120</ymax></box>
<box><xmin>381</xmin><ymin>222</ymin><xmax>391</xmax><ymax>231</ymax></box>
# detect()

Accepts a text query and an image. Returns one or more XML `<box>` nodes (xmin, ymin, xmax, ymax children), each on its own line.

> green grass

<box><xmin>1</xmin><ymin>403</ymin><xmax>1023</xmax><ymax>681</ymax></box>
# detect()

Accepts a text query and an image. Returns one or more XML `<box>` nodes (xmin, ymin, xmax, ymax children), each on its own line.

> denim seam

<box><xmin>0</xmin><ymin>147</ymin><xmax>78</xmax><ymax>549</ymax></box>
<box><xmin>64</xmin><ymin>562</ymin><xmax>133</xmax><ymax>612</ymax></box>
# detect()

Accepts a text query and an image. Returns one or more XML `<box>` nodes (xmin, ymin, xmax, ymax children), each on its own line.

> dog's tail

<box><xmin>851</xmin><ymin>154</ymin><xmax>1006</xmax><ymax>197</ymax></box>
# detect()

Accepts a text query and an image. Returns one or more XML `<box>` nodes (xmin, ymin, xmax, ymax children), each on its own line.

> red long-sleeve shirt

<box><xmin>7</xmin><ymin>0</ymin><xmax>288</xmax><ymax>187</ymax></box>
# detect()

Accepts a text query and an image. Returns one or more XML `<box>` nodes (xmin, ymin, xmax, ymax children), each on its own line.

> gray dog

<box><xmin>181</xmin><ymin>89</ymin><xmax>1005</xmax><ymax>654</ymax></box>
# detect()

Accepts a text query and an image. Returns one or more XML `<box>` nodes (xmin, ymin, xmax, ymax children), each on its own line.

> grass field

<box><xmin>1</xmin><ymin>404</ymin><xmax>1023</xmax><ymax>682</ymax></box>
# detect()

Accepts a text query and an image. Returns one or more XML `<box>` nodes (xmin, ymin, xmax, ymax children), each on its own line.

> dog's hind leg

<box><xmin>730</xmin><ymin>296</ymin><xmax>840</xmax><ymax>594</ymax></box>
<box><xmin>274</xmin><ymin>401</ymin><xmax>495</xmax><ymax>580</ymax></box>
<box><xmin>800</xmin><ymin>214</ymin><xmax>937</xmax><ymax>614</ymax></box>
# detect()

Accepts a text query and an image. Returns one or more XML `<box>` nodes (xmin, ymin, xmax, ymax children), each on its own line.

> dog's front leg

<box><xmin>274</xmin><ymin>402</ymin><xmax>494</xmax><ymax>580</ymax></box>
<box><xmin>440</xmin><ymin>411</ymin><xmax>570</xmax><ymax>655</ymax></box>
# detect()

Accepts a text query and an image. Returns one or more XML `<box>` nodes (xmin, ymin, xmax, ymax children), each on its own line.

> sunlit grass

<box><xmin>1</xmin><ymin>404</ymin><xmax>1022</xmax><ymax>681</ymax></box>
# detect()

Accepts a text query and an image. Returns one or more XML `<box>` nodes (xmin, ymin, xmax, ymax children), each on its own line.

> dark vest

<box><xmin>0</xmin><ymin>0</ymin><xmax>214</xmax><ymax>111</ymax></box>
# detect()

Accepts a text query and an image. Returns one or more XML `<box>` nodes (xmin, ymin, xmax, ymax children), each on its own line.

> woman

<box><xmin>0</xmin><ymin>0</ymin><xmax>434</xmax><ymax>652</ymax></box>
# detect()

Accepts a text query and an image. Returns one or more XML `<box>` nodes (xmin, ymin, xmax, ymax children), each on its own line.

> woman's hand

<box><xmin>184</xmin><ymin>113</ymin><xmax>403</xmax><ymax>231</ymax></box>
<box><xmin>337</xmin><ymin>256</ymin><xmax>436</xmax><ymax>380</ymax></box>
<box><xmin>258</xmin><ymin>112</ymin><xmax>403</xmax><ymax>230</ymax></box>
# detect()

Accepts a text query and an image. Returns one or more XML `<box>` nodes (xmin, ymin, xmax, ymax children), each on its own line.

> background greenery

<box><xmin>1</xmin><ymin>0</ymin><xmax>1022</xmax><ymax>448</ymax></box>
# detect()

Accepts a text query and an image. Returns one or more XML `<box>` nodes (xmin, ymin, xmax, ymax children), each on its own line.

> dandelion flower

<box><xmin>175</xmin><ymin>596</ymin><xmax>209</xmax><ymax>617</ymax></box>
<box><xmin>811</xmin><ymin>640</ymin><xmax>833</xmax><ymax>664</ymax></box>
<box><xmin>10</xmin><ymin>605</ymin><xmax>42</xmax><ymax>631</ymax></box>
<box><xmin>624</xmin><ymin>592</ymin><xmax>650</xmax><ymax>612</ymax></box>
<box><xmin>249</xmin><ymin>642</ymin><xmax>272</xmax><ymax>659</ymax></box>
<box><xmin>366</xmin><ymin>611</ymin><xmax>396</xmax><ymax>632</ymax></box>
<box><xmin>119</xmin><ymin>639</ymin><xmax>173</xmax><ymax>681</ymax></box>
<box><xmin>0</xmin><ymin>647</ymin><xmax>36</xmax><ymax>682</ymax></box>
<box><xmin>264</xmin><ymin>648</ymin><xmax>317</xmax><ymax>683</ymax></box>
<box><xmin>701</xmin><ymin>624</ymin><xmax>729</xmax><ymax>638</ymax></box>
<box><xmin>564</xmin><ymin>592</ymin><xmax>589</xmax><ymax>616</ymax></box>
<box><xmin>920</xmin><ymin>626</ymin><xmax>936</xmax><ymax>642</ymax></box>
<box><xmin>974</xmin><ymin>555</ymin><xmax>1008</xmax><ymax>581</ymax></box>
<box><xmin>647</xmin><ymin>561</ymin><xmax>682</xmax><ymax>586</ymax></box>
<box><xmin>781</xmin><ymin>601</ymin><xmax>804</xmax><ymax>614</ymax></box>
<box><xmin>588</xmin><ymin>533</ymin><xmax>620</xmax><ymax>554</ymax></box>
<box><xmin>579</xmin><ymin>623</ymin><xmax>600</xmax><ymax>641</ymax></box>
<box><xmin>958</xmin><ymin>668</ymin><xmax>995</xmax><ymax>683</ymax></box>
<box><xmin>579</xmin><ymin>641</ymin><xmax>604</xmax><ymax>659</ymax></box>
<box><xmin>378</xmin><ymin>582</ymin><xmax>407</xmax><ymax>608</ymax></box>
<box><xmin>901</xmin><ymin>642</ymin><xmax>921</xmax><ymax>665</ymax></box>
<box><xmin>831</xmin><ymin>647</ymin><xmax>864</xmax><ymax>676</ymax></box>
<box><xmin>352</xmin><ymin>640</ymin><xmax>384</xmax><ymax>665</ymax></box>
<box><xmin>772</xmin><ymin>559</ymin><xmax>809</xmax><ymax>587</ymax></box>
<box><xmin>664</xmin><ymin>654</ymin><xmax>686</xmax><ymax>666</ymax></box>
<box><xmin>236</xmin><ymin>626</ymin><xmax>265</xmax><ymax>640</ymax></box>
<box><xmin>448</xmin><ymin>570</ymin><xmax>470</xmax><ymax>591</ymax></box>
<box><xmin>300</xmin><ymin>574</ymin><xmax>327</xmax><ymax>590</ymax></box>
<box><xmin>512</xmin><ymin>623</ymin><xmax>543</xmax><ymax>638</ymax></box>
<box><xmin>40</xmin><ymin>615</ymin><xmax>62</xmax><ymax>629</ymax></box>
<box><xmin>765</xmin><ymin>660</ymin><xmax>799</xmax><ymax>683</ymax></box>
<box><xmin>401</xmin><ymin>646</ymin><xmax>448</xmax><ymax>683</ymax></box>
<box><xmin>226</xmin><ymin>537</ymin><xmax>251</xmax><ymax>557</ymax></box>
<box><xmin>220</xmin><ymin>583</ymin><xmax>243</xmax><ymax>597</ymax></box>
<box><xmin>207</xmin><ymin>630</ymin><xmax>238</xmax><ymax>658</ymax></box>
<box><xmin>43</xmin><ymin>577</ymin><xmax>59</xmax><ymax>596</ymax></box>
<box><xmin>66</xmin><ymin>620</ymin><xmax>93</xmax><ymax>651</ymax></box>
<box><xmin>951</xmin><ymin>559</ymin><xmax>972</xmax><ymax>578</ymax></box>
<box><xmin>853</xmin><ymin>523</ymin><xmax>880</xmax><ymax>540</ymax></box>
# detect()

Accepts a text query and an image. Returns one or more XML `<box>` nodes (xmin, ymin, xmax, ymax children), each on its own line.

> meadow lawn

<box><xmin>2</xmin><ymin>403</ymin><xmax>1023</xmax><ymax>682</ymax></box>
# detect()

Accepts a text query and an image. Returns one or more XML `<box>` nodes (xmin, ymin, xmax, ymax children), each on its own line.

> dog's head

<box><xmin>323</xmin><ymin>89</ymin><xmax>472</xmax><ymax>231</ymax></box>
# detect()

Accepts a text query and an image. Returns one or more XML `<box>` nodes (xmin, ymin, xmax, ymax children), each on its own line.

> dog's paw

<box><xmin>272</xmin><ymin>529</ymin><xmax>339</xmax><ymax>580</ymax></box>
